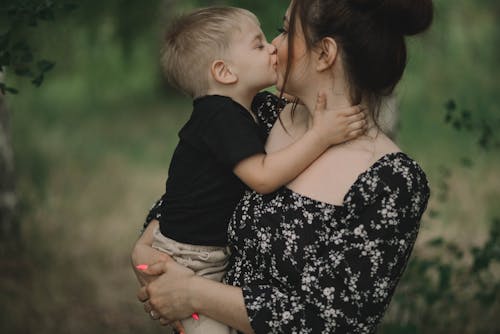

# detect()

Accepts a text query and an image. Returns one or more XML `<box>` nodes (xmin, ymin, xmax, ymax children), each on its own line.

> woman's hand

<box><xmin>132</xmin><ymin>244</ymin><xmax>172</xmax><ymax>285</ymax></box>
<box><xmin>311</xmin><ymin>91</ymin><xmax>367</xmax><ymax>146</ymax></box>
<box><xmin>138</xmin><ymin>260</ymin><xmax>197</xmax><ymax>323</ymax></box>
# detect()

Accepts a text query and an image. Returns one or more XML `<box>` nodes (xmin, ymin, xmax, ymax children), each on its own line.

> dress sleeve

<box><xmin>251</xmin><ymin>91</ymin><xmax>287</xmax><ymax>136</ymax></box>
<box><xmin>143</xmin><ymin>193</ymin><xmax>167</xmax><ymax>231</ymax></box>
<box><xmin>241</xmin><ymin>165</ymin><xmax>430</xmax><ymax>333</ymax></box>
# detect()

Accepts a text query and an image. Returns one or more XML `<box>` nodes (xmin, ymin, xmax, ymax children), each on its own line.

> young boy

<box><xmin>136</xmin><ymin>6</ymin><xmax>365</xmax><ymax>334</ymax></box>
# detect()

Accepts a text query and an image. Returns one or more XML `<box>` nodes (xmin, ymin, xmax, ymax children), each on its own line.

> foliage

<box><xmin>0</xmin><ymin>0</ymin><xmax>165</xmax><ymax>94</ymax></box>
<box><xmin>381</xmin><ymin>102</ymin><xmax>500</xmax><ymax>334</ymax></box>
<box><xmin>0</xmin><ymin>0</ymin><xmax>78</xmax><ymax>93</ymax></box>
<box><xmin>383</xmin><ymin>219</ymin><xmax>500</xmax><ymax>333</ymax></box>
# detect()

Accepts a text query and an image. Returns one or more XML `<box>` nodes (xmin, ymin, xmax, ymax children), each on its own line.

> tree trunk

<box><xmin>0</xmin><ymin>71</ymin><xmax>17</xmax><ymax>239</ymax></box>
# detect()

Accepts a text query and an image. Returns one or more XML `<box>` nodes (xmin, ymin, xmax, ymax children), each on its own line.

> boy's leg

<box><xmin>151</xmin><ymin>227</ymin><xmax>232</xmax><ymax>334</ymax></box>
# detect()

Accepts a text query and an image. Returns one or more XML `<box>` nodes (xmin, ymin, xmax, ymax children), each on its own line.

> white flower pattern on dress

<box><xmin>223</xmin><ymin>92</ymin><xmax>430</xmax><ymax>334</ymax></box>
<box><xmin>145</xmin><ymin>92</ymin><xmax>430</xmax><ymax>334</ymax></box>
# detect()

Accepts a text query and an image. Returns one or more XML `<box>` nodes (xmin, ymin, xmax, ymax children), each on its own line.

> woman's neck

<box><xmin>296</xmin><ymin>78</ymin><xmax>352</xmax><ymax>130</ymax></box>
<box><xmin>292</xmin><ymin>77</ymin><xmax>381</xmax><ymax>145</ymax></box>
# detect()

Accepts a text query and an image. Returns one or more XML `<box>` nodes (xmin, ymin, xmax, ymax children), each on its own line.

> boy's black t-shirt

<box><xmin>159</xmin><ymin>95</ymin><xmax>267</xmax><ymax>246</ymax></box>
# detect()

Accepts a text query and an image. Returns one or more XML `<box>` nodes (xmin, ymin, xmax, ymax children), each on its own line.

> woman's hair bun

<box><xmin>351</xmin><ymin>0</ymin><xmax>433</xmax><ymax>36</ymax></box>
<box><xmin>377</xmin><ymin>0</ymin><xmax>434</xmax><ymax>36</ymax></box>
<box><xmin>350</xmin><ymin>0</ymin><xmax>384</xmax><ymax>11</ymax></box>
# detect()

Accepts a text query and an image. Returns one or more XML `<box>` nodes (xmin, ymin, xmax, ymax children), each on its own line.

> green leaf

<box><xmin>444</xmin><ymin>113</ymin><xmax>453</xmax><ymax>123</ymax></box>
<box><xmin>0</xmin><ymin>83</ymin><xmax>19</xmax><ymax>95</ymax></box>
<box><xmin>37</xmin><ymin>60</ymin><xmax>55</xmax><ymax>72</ymax></box>
<box><xmin>32</xmin><ymin>74</ymin><xmax>44</xmax><ymax>87</ymax></box>
<box><xmin>427</xmin><ymin>237</ymin><xmax>444</xmax><ymax>247</ymax></box>
<box><xmin>428</xmin><ymin>209</ymin><xmax>440</xmax><ymax>218</ymax></box>
<box><xmin>446</xmin><ymin>243</ymin><xmax>464</xmax><ymax>259</ymax></box>
<box><xmin>445</xmin><ymin>99</ymin><xmax>456</xmax><ymax>111</ymax></box>
<box><xmin>5</xmin><ymin>86</ymin><xmax>19</xmax><ymax>94</ymax></box>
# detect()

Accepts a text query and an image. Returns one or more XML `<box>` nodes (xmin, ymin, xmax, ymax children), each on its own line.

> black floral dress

<box><xmin>223</xmin><ymin>92</ymin><xmax>430</xmax><ymax>333</ymax></box>
<box><xmin>145</xmin><ymin>92</ymin><xmax>430</xmax><ymax>334</ymax></box>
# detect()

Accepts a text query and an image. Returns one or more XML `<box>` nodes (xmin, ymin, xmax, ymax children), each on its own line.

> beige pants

<box><xmin>152</xmin><ymin>227</ymin><xmax>234</xmax><ymax>334</ymax></box>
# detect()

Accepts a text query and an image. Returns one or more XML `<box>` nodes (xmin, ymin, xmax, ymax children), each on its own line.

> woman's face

<box><xmin>271</xmin><ymin>3</ymin><xmax>309</xmax><ymax>95</ymax></box>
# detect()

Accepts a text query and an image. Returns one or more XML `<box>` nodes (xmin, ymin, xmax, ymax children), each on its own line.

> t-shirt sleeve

<box><xmin>200</xmin><ymin>107</ymin><xmax>266</xmax><ymax>169</ymax></box>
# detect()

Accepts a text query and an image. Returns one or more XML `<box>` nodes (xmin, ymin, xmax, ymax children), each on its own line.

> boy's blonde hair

<box><xmin>161</xmin><ymin>7</ymin><xmax>259</xmax><ymax>98</ymax></box>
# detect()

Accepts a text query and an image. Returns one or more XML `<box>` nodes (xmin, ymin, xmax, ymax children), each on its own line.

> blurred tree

<box><xmin>0</xmin><ymin>0</ymin><xmax>164</xmax><ymax>239</ymax></box>
<box><xmin>0</xmin><ymin>0</ymin><xmax>68</xmax><ymax>239</ymax></box>
<box><xmin>0</xmin><ymin>71</ymin><xmax>16</xmax><ymax>239</ymax></box>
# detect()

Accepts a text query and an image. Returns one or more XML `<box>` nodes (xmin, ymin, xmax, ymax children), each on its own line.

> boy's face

<box><xmin>225</xmin><ymin>16</ymin><xmax>278</xmax><ymax>92</ymax></box>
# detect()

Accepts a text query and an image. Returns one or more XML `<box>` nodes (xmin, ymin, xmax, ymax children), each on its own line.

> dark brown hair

<box><xmin>282</xmin><ymin>0</ymin><xmax>433</xmax><ymax>122</ymax></box>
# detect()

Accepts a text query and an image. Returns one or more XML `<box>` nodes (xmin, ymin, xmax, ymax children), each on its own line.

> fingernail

<box><xmin>136</xmin><ymin>264</ymin><xmax>148</xmax><ymax>271</ymax></box>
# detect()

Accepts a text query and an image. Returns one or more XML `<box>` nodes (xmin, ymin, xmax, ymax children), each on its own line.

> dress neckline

<box><xmin>280</xmin><ymin>151</ymin><xmax>408</xmax><ymax>209</ymax></box>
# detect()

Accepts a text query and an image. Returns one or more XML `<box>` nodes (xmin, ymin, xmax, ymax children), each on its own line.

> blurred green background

<box><xmin>1</xmin><ymin>0</ymin><xmax>499</xmax><ymax>333</ymax></box>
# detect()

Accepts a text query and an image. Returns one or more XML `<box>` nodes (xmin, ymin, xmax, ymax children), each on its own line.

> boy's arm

<box><xmin>234</xmin><ymin>93</ymin><xmax>366</xmax><ymax>194</ymax></box>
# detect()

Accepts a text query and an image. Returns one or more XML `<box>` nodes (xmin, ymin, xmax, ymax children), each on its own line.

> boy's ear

<box><xmin>315</xmin><ymin>37</ymin><xmax>338</xmax><ymax>72</ymax></box>
<box><xmin>211</xmin><ymin>60</ymin><xmax>238</xmax><ymax>84</ymax></box>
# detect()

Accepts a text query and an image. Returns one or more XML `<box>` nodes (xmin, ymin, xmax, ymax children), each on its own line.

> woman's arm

<box><xmin>192</xmin><ymin>276</ymin><xmax>254</xmax><ymax>334</ymax></box>
<box><xmin>131</xmin><ymin>220</ymin><xmax>171</xmax><ymax>286</ymax></box>
<box><xmin>139</xmin><ymin>261</ymin><xmax>255</xmax><ymax>334</ymax></box>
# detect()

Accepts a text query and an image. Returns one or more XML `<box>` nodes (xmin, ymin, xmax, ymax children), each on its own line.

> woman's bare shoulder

<box><xmin>286</xmin><ymin>132</ymin><xmax>401</xmax><ymax>206</ymax></box>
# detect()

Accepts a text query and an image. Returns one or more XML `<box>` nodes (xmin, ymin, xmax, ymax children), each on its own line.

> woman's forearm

<box><xmin>189</xmin><ymin>276</ymin><xmax>255</xmax><ymax>334</ymax></box>
<box><xmin>138</xmin><ymin>219</ymin><xmax>158</xmax><ymax>245</ymax></box>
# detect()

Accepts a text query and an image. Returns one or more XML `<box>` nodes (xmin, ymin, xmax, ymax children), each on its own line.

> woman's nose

<box><xmin>271</xmin><ymin>35</ymin><xmax>280</xmax><ymax>48</ymax></box>
<box><xmin>269</xmin><ymin>44</ymin><xmax>277</xmax><ymax>54</ymax></box>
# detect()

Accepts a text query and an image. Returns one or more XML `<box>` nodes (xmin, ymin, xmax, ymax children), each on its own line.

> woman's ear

<box><xmin>315</xmin><ymin>37</ymin><xmax>338</xmax><ymax>72</ymax></box>
<box><xmin>210</xmin><ymin>60</ymin><xmax>238</xmax><ymax>85</ymax></box>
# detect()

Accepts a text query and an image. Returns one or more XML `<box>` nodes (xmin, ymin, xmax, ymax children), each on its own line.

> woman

<box><xmin>133</xmin><ymin>0</ymin><xmax>432</xmax><ymax>333</ymax></box>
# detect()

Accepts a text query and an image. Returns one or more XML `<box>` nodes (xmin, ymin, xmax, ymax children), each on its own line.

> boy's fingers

<box><xmin>346</xmin><ymin>112</ymin><xmax>366</xmax><ymax>123</ymax></box>
<box><xmin>339</xmin><ymin>104</ymin><xmax>366</xmax><ymax>116</ymax></box>
<box><xmin>348</xmin><ymin>129</ymin><xmax>364</xmax><ymax>138</ymax></box>
<box><xmin>349</xmin><ymin>120</ymin><xmax>367</xmax><ymax>130</ymax></box>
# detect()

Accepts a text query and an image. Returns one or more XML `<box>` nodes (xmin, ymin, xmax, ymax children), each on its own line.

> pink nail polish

<box><xmin>192</xmin><ymin>312</ymin><xmax>199</xmax><ymax>321</ymax></box>
<box><xmin>136</xmin><ymin>264</ymin><xmax>148</xmax><ymax>271</ymax></box>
